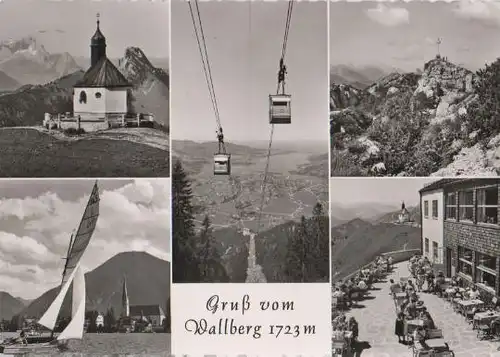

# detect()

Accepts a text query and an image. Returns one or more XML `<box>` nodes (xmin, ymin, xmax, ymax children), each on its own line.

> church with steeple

<box><xmin>398</xmin><ymin>201</ymin><xmax>410</xmax><ymax>224</ymax></box>
<box><xmin>72</xmin><ymin>13</ymin><xmax>132</xmax><ymax>129</ymax></box>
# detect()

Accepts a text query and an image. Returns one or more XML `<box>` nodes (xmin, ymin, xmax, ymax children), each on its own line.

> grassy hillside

<box><xmin>332</xmin><ymin>222</ymin><xmax>421</xmax><ymax>281</ymax></box>
<box><xmin>19</xmin><ymin>252</ymin><xmax>170</xmax><ymax>319</ymax></box>
<box><xmin>0</xmin><ymin>128</ymin><xmax>169</xmax><ymax>177</ymax></box>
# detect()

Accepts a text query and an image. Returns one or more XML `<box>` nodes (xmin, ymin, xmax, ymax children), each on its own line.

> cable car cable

<box><xmin>255</xmin><ymin>0</ymin><xmax>294</xmax><ymax>236</ymax></box>
<box><xmin>188</xmin><ymin>0</ymin><xmax>227</xmax><ymax>155</ymax></box>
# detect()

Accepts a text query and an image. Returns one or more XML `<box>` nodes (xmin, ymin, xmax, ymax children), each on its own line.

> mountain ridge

<box><xmin>13</xmin><ymin>251</ymin><xmax>170</xmax><ymax>320</ymax></box>
<box><xmin>330</xmin><ymin>55</ymin><xmax>500</xmax><ymax>177</ymax></box>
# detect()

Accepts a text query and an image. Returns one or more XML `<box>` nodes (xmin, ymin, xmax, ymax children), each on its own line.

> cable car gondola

<box><xmin>214</xmin><ymin>153</ymin><xmax>231</xmax><ymax>175</ymax></box>
<box><xmin>269</xmin><ymin>94</ymin><xmax>291</xmax><ymax>124</ymax></box>
<box><xmin>213</xmin><ymin>127</ymin><xmax>231</xmax><ymax>175</ymax></box>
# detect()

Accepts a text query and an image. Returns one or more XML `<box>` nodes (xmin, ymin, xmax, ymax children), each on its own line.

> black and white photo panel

<box><xmin>171</xmin><ymin>0</ymin><xmax>330</xmax><ymax>355</ymax></box>
<box><xmin>0</xmin><ymin>0</ymin><xmax>169</xmax><ymax>178</ymax></box>
<box><xmin>330</xmin><ymin>0</ymin><xmax>500</xmax><ymax>178</ymax></box>
<box><xmin>0</xmin><ymin>179</ymin><xmax>171</xmax><ymax>355</ymax></box>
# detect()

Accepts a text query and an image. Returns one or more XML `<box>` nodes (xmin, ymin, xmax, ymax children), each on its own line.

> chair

<box><xmin>332</xmin><ymin>338</ymin><xmax>347</xmax><ymax>357</ymax></box>
<box><xmin>426</xmin><ymin>329</ymin><xmax>443</xmax><ymax>339</ymax></box>
<box><xmin>433</xmin><ymin>351</ymin><xmax>455</xmax><ymax>357</ymax></box>
<box><xmin>477</xmin><ymin>320</ymin><xmax>494</xmax><ymax>340</ymax></box>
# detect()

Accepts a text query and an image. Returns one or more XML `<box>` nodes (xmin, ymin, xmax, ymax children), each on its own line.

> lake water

<box><xmin>0</xmin><ymin>333</ymin><xmax>170</xmax><ymax>356</ymax></box>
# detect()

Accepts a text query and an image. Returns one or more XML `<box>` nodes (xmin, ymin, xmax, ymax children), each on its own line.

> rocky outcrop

<box><xmin>330</xmin><ymin>55</ymin><xmax>494</xmax><ymax>176</ymax></box>
<box><xmin>119</xmin><ymin>47</ymin><xmax>169</xmax><ymax>128</ymax></box>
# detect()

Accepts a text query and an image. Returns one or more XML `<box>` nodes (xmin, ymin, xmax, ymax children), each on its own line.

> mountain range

<box><xmin>330</xmin><ymin>55</ymin><xmax>500</xmax><ymax>176</ymax></box>
<box><xmin>331</xmin><ymin>218</ymin><xmax>421</xmax><ymax>281</ymax></box>
<box><xmin>0</xmin><ymin>37</ymin><xmax>169</xmax><ymax>128</ymax></box>
<box><xmin>331</xmin><ymin>202</ymin><xmax>420</xmax><ymax>227</ymax></box>
<box><xmin>330</xmin><ymin>64</ymin><xmax>396</xmax><ymax>90</ymax></box>
<box><xmin>1</xmin><ymin>251</ymin><xmax>170</xmax><ymax>321</ymax></box>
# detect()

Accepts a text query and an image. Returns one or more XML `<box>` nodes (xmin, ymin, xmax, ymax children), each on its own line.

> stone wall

<box><xmin>59</xmin><ymin>120</ymin><xmax>108</xmax><ymax>132</ymax></box>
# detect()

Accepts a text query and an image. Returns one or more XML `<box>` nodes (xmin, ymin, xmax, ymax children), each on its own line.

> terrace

<box><xmin>333</xmin><ymin>257</ymin><xmax>500</xmax><ymax>357</ymax></box>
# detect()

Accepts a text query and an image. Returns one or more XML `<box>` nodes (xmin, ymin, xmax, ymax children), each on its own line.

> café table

<box><xmin>473</xmin><ymin>311</ymin><xmax>500</xmax><ymax>329</ymax></box>
<box><xmin>458</xmin><ymin>299</ymin><xmax>484</xmax><ymax>316</ymax></box>
<box><xmin>425</xmin><ymin>338</ymin><xmax>448</xmax><ymax>351</ymax></box>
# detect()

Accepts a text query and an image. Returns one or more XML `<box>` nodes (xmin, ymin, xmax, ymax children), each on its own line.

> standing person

<box><xmin>395</xmin><ymin>312</ymin><xmax>406</xmax><ymax>344</ymax></box>
<box><xmin>348</xmin><ymin>317</ymin><xmax>359</xmax><ymax>352</ymax></box>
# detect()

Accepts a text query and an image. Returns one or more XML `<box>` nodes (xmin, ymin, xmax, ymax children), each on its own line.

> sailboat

<box><xmin>0</xmin><ymin>182</ymin><xmax>100</xmax><ymax>354</ymax></box>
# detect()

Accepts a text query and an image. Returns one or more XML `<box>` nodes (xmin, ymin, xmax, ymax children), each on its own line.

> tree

<box><xmin>164</xmin><ymin>297</ymin><xmax>171</xmax><ymax>333</ymax></box>
<box><xmin>172</xmin><ymin>160</ymin><xmax>201</xmax><ymax>282</ymax></box>
<box><xmin>284</xmin><ymin>216</ymin><xmax>308</xmax><ymax>282</ymax></box>
<box><xmin>462</xmin><ymin>59</ymin><xmax>500</xmax><ymax>144</ymax></box>
<box><xmin>85</xmin><ymin>310</ymin><xmax>98</xmax><ymax>333</ymax></box>
<box><xmin>196</xmin><ymin>215</ymin><xmax>230</xmax><ymax>282</ymax></box>
<box><xmin>104</xmin><ymin>307</ymin><xmax>116</xmax><ymax>332</ymax></box>
<box><xmin>310</xmin><ymin>203</ymin><xmax>329</xmax><ymax>282</ymax></box>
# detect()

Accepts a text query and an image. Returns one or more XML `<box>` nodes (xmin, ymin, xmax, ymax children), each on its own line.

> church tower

<box><xmin>121</xmin><ymin>276</ymin><xmax>130</xmax><ymax>318</ymax></box>
<box><xmin>401</xmin><ymin>201</ymin><xmax>406</xmax><ymax>210</ymax></box>
<box><xmin>90</xmin><ymin>13</ymin><xmax>107</xmax><ymax>68</ymax></box>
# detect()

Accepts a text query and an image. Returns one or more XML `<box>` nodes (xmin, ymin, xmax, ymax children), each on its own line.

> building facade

<box><xmin>130</xmin><ymin>305</ymin><xmax>165</xmax><ymax>327</ymax></box>
<box><xmin>422</xmin><ymin>179</ymin><xmax>500</xmax><ymax>297</ymax></box>
<box><xmin>420</xmin><ymin>185</ymin><xmax>444</xmax><ymax>264</ymax></box>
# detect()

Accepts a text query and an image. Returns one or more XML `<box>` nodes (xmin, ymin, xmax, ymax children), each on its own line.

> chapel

<box><xmin>398</xmin><ymin>201</ymin><xmax>410</xmax><ymax>224</ymax></box>
<box><xmin>73</xmin><ymin>14</ymin><xmax>132</xmax><ymax>124</ymax></box>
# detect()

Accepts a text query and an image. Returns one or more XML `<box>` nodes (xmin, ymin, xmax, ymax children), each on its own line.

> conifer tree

<box><xmin>285</xmin><ymin>216</ymin><xmax>308</xmax><ymax>282</ymax></box>
<box><xmin>196</xmin><ymin>215</ymin><xmax>229</xmax><ymax>282</ymax></box>
<box><xmin>311</xmin><ymin>202</ymin><xmax>329</xmax><ymax>281</ymax></box>
<box><xmin>172</xmin><ymin>160</ymin><xmax>200</xmax><ymax>282</ymax></box>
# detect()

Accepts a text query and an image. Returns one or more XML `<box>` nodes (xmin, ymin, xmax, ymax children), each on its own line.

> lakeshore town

<box><xmin>0</xmin><ymin>278</ymin><xmax>169</xmax><ymax>335</ymax></box>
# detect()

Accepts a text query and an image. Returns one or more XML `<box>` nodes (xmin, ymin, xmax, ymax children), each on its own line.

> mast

<box><xmin>51</xmin><ymin>232</ymin><xmax>74</xmax><ymax>339</ymax></box>
<box><xmin>61</xmin><ymin>233</ymin><xmax>75</xmax><ymax>286</ymax></box>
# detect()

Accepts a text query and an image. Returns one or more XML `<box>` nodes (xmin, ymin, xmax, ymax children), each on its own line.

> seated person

<box><xmin>421</xmin><ymin>309</ymin><xmax>436</xmax><ymax>330</ymax></box>
<box><xmin>16</xmin><ymin>330</ymin><xmax>27</xmax><ymax>345</ymax></box>
<box><xmin>332</xmin><ymin>287</ymin><xmax>344</xmax><ymax>298</ymax></box>
<box><xmin>358</xmin><ymin>279</ymin><xmax>367</xmax><ymax>290</ymax></box>
<box><xmin>412</xmin><ymin>325</ymin><xmax>426</xmax><ymax>347</ymax></box>
<box><xmin>404</xmin><ymin>301</ymin><xmax>417</xmax><ymax>319</ymax></box>
<box><xmin>469</xmin><ymin>287</ymin><xmax>480</xmax><ymax>300</ymax></box>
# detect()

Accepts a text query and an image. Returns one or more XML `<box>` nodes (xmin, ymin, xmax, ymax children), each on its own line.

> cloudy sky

<box><xmin>330</xmin><ymin>0</ymin><xmax>500</xmax><ymax>72</ymax></box>
<box><xmin>171</xmin><ymin>0</ymin><xmax>328</xmax><ymax>142</ymax></box>
<box><xmin>330</xmin><ymin>178</ymin><xmax>435</xmax><ymax>207</ymax></box>
<box><xmin>0</xmin><ymin>179</ymin><xmax>170</xmax><ymax>300</ymax></box>
<box><xmin>0</xmin><ymin>0</ymin><xmax>169</xmax><ymax>60</ymax></box>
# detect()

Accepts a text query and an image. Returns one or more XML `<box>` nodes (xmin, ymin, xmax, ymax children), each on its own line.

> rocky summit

<box><xmin>331</xmin><ymin>55</ymin><xmax>500</xmax><ymax>177</ymax></box>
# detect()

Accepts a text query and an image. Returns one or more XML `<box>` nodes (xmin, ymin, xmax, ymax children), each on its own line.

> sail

<box><xmin>58</xmin><ymin>265</ymin><xmax>86</xmax><ymax>341</ymax></box>
<box><xmin>62</xmin><ymin>182</ymin><xmax>100</xmax><ymax>286</ymax></box>
<box><xmin>37</xmin><ymin>265</ymin><xmax>79</xmax><ymax>331</ymax></box>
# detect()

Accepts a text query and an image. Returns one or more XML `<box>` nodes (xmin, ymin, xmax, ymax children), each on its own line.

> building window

<box><xmin>475</xmin><ymin>252</ymin><xmax>497</xmax><ymax>290</ymax></box>
<box><xmin>95</xmin><ymin>92</ymin><xmax>102</xmax><ymax>99</ymax></box>
<box><xmin>424</xmin><ymin>201</ymin><xmax>429</xmax><ymax>218</ymax></box>
<box><xmin>432</xmin><ymin>242</ymin><xmax>438</xmax><ymax>260</ymax></box>
<box><xmin>432</xmin><ymin>200</ymin><xmax>438</xmax><ymax>218</ymax></box>
<box><xmin>477</xmin><ymin>186</ymin><xmax>498</xmax><ymax>224</ymax></box>
<box><xmin>458</xmin><ymin>190</ymin><xmax>474</xmax><ymax>222</ymax></box>
<box><xmin>446</xmin><ymin>192</ymin><xmax>457</xmax><ymax>220</ymax></box>
<box><xmin>458</xmin><ymin>246</ymin><xmax>473</xmax><ymax>278</ymax></box>
<box><xmin>79</xmin><ymin>91</ymin><xmax>87</xmax><ymax>104</ymax></box>
<box><xmin>425</xmin><ymin>238</ymin><xmax>429</xmax><ymax>253</ymax></box>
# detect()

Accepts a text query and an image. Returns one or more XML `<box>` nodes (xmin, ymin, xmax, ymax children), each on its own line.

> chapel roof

<box><xmin>74</xmin><ymin>56</ymin><xmax>131</xmax><ymax>88</ymax></box>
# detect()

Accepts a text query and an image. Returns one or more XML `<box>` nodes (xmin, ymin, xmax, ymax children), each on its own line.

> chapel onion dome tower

<box><xmin>90</xmin><ymin>13</ymin><xmax>107</xmax><ymax>68</ymax></box>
